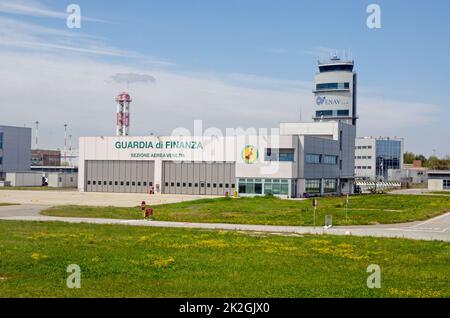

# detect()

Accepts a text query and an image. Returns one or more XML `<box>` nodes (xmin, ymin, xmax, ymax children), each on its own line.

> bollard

<box><xmin>145</xmin><ymin>208</ymin><xmax>153</xmax><ymax>221</ymax></box>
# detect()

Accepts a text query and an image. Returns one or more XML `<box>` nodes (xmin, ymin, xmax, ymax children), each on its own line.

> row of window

<box><xmin>165</xmin><ymin>182</ymin><xmax>234</xmax><ymax>189</ymax></box>
<box><xmin>355</xmin><ymin>156</ymin><xmax>373</xmax><ymax>159</ymax></box>
<box><xmin>443</xmin><ymin>180</ymin><xmax>450</xmax><ymax>190</ymax></box>
<box><xmin>87</xmin><ymin>180</ymin><xmax>153</xmax><ymax>187</ymax></box>
<box><xmin>305</xmin><ymin>154</ymin><xmax>338</xmax><ymax>165</ymax></box>
<box><xmin>356</xmin><ymin>145</ymin><xmax>373</xmax><ymax>149</ymax></box>
<box><xmin>316</xmin><ymin>82</ymin><xmax>350</xmax><ymax>90</ymax></box>
<box><xmin>356</xmin><ymin>166</ymin><xmax>372</xmax><ymax>170</ymax></box>
<box><xmin>265</xmin><ymin>148</ymin><xmax>295</xmax><ymax>162</ymax></box>
<box><xmin>238</xmin><ymin>178</ymin><xmax>289</xmax><ymax>195</ymax></box>
<box><xmin>316</xmin><ymin>110</ymin><xmax>349</xmax><ymax>117</ymax></box>
<box><xmin>305</xmin><ymin>179</ymin><xmax>337</xmax><ymax>194</ymax></box>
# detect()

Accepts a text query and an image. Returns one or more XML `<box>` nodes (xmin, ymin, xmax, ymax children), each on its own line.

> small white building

<box><xmin>47</xmin><ymin>172</ymin><xmax>77</xmax><ymax>188</ymax></box>
<box><xmin>5</xmin><ymin>172</ymin><xmax>42</xmax><ymax>187</ymax></box>
<box><xmin>427</xmin><ymin>171</ymin><xmax>450</xmax><ymax>191</ymax></box>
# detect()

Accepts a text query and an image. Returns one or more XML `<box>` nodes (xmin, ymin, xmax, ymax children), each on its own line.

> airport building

<box><xmin>78</xmin><ymin>57</ymin><xmax>357</xmax><ymax>197</ymax></box>
<box><xmin>0</xmin><ymin>125</ymin><xmax>32</xmax><ymax>180</ymax></box>
<box><xmin>427</xmin><ymin>171</ymin><xmax>450</xmax><ymax>191</ymax></box>
<box><xmin>354</xmin><ymin>137</ymin><xmax>404</xmax><ymax>181</ymax></box>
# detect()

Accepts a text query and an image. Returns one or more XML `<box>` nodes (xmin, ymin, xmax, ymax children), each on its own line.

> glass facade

<box><xmin>238</xmin><ymin>178</ymin><xmax>289</xmax><ymax>196</ymax></box>
<box><xmin>305</xmin><ymin>179</ymin><xmax>321</xmax><ymax>194</ymax></box>
<box><xmin>375</xmin><ymin>140</ymin><xmax>402</xmax><ymax>179</ymax></box>
<box><xmin>0</xmin><ymin>132</ymin><xmax>3</xmax><ymax>149</ymax></box>
<box><xmin>323</xmin><ymin>179</ymin><xmax>337</xmax><ymax>193</ymax></box>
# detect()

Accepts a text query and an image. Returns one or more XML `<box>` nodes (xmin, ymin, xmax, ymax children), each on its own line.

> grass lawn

<box><xmin>42</xmin><ymin>194</ymin><xmax>450</xmax><ymax>226</ymax></box>
<box><xmin>0</xmin><ymin>187</ymin><xmax>76</xmax><ymax>191</ymax></box>
<box><xmin>431</xmin><ymin>191</ymin><xmax>450</xmax><ymax>195</ymax></box>
<box><xmin>0</xmin><ymin>203</ymin><xmax>18</xmax><ymax>206</ymax></box>
<box><xmin>0</xmin><ymin>220</ymin><xmax>448</xmax><ymax>297</ymax></box>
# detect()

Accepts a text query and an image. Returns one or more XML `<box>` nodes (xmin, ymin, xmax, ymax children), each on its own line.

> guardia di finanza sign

<box><xmin>115</xmin><ymin>140</ymin><xmax>204</xmax><ymax>150</ymax></box>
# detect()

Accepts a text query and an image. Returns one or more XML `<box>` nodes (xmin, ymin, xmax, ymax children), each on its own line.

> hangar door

<box><xmin>162</xmin><ymin>161</ymin><xmax>235</xmax><ymax>195</ymax></box>
<box><xmin>85</xmin><ymin>160</ymin><xmax>155</xmax><ymax>193</ymax></box>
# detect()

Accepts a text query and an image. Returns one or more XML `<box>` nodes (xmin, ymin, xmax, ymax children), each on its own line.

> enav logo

<box><xmin>242</xmin><ymin>145</ymin><xmax>258</xmax><ymax>164</ymax></box>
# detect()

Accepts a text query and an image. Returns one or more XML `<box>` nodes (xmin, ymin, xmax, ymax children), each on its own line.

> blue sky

<box><xmin>0</xmin><ymin>0</ymin><xmax>449</xmax><ymax>156</ymax></box>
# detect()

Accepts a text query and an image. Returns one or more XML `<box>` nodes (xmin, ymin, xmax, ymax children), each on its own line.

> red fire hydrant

<box><xmin>145</xmin><ymin>208</ymin><xmax>153</xmax><ymax>221</ymax></box>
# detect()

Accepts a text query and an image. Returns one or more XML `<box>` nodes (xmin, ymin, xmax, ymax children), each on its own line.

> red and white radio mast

<box><xmin>115</xmin><ymin>92</ymin><xmax>132</xmax><ymax>136</ymax></box>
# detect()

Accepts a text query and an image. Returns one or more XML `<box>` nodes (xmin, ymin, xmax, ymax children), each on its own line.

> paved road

<box><xmin>0</xmin><ymin>190</ymin><xmax>216</xmax><ymax>207</ymax></box>
<box><xmin>0</xmin><ymin>204</ymin><xmax>449</xmax><ymax>241</ymax></box>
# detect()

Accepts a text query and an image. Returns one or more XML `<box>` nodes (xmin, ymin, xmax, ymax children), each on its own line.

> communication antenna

<box><xmin>34</xmin><ymin>121</ymin><xmax>39</xmax><ymax>149</ymax></box>
<box><xmin>64</xmin><ymin>124</ymin><xmax>68</xmax><ymax>165</ymax></box>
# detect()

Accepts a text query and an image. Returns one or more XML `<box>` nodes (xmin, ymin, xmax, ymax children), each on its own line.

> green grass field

<box><xmin>431</xmin><ymin>191</ymin><xmax>450</xmax><ymax>195</ymax></box>
<box><xmin>0</xmin><ymin>220</ymin><xmax>448</xmax><ymax>297</ymax></box>
<box><xmin>0</xmin><ymin>187</ymin><xmax>76</xmax><ymax>191</ymax></box>
<box><xmin>42</xmin><ymin>194</ymin><xmax>450</xmax><ymax>226</ymax></box>
<box><xmin>0</xmin><ymin>203</ymin><xmax>17</xmax><ymax>206</ymax></box>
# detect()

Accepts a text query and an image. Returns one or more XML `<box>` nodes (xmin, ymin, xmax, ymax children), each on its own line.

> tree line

<box><xmin>404</xmin><ymin>152</ymin><xmax>450</xmax><ymax>170</ymax></box>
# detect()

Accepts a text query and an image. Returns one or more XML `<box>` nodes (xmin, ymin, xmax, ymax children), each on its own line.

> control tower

<box><xmin>313</xmin><ymin>54</ymin><xmax>357</xmax><ymax>126</ymax></box>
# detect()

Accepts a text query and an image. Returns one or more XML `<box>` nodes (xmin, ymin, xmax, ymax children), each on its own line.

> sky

<box><xmin>0</xmin><ymin>0</ymin><xmax>449</xmax><ymax>157</ymax></box>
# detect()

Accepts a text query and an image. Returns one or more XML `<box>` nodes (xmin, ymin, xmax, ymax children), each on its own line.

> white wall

<box><xmin>428</xmin><ymin>179</ymin><xmax>443</xmax><ymax>191</ymax></box>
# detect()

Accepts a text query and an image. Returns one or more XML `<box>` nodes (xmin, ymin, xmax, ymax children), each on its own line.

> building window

<box><xmin>316</xmin><ymin>110</ymin><xmax>333</xmax><ymax>117</ymax></box>
<box><xmin>265</xmin><ymin>148</ymin><xmax>295</xmax><ymax>162</ymax></box>
<box><xmin>177</xmin><ymin>182</ymin><xmax>180</xmax><ymax>187</ymax></box>
<box><xmin>143</xmin><ymin>182</ymin><xmax>147</xmax><ymax>186</ymax></box>
<box><xmin>337</xmin><ymin>109</ymin><xmax>349</xmax><ymax>116</ymax></box>
<box><xmin>195</xmin><ymin>183</ymin><xmax>199</xmax><ymax>187</ymax></box>
<box><xmin>87</xmin><ymin>181</ymin><xmax>91</xmax><ymax>185</ymax></box>
<box><xmin>305</xmin><ymin>179</ymin><xmax>321</xmax><ymax>194</ymax></box>
<box><xmin>170</xmin><ymin>182</ymin><xmax>174</xmax><ymax>187</ymax></box>
<box><xmin>126</xmin><ymin>182</ymin><xmax>130</xmax><ymax>186</ymax></box>
<box><xmin>316</xmin><ymin>82</ymin><xmax>350</xmax><ymax>90</ymax></box>
<box><xmin>0</xmin><ymin>132</ymin><xmax>3</xmax><ymax>149</ymax></box>
<box><xmin>323</xmin><ymin>155</ymin><xmax>338</xmax><ymax>165</ymax></box>
<box><xmin>165</xmin><ymin>182</ymin><xmax>169</xmax><ymax>187</ymax></box>
<box><xmin>306</xmin><ymin>154</ymin><xmax>321</xmax><ymax>164</ymax></box>
<box><xmin>324</xmin><ymin>179</ymin><xmax>337</xmax><ymax>193</ymax></box>
<box><xmin>263</xmin><ymin>179</ymin><xmax>288</xmax><ymax>195</ymax></box>
<box><xmin>120</xmin><ymin>181</ymin><xmax>124</xmax><ymax>186</ymax></box>
<box><xmin>183</xmin><ymin>183</ymin><xmax>186</xmax><ymax>187</ymax></box>
<box><xmin>444</xmin><ymin>180</ymin><xmax>450</xmax><ymax>190</ymax></box>
<box><xmin>188</xmin><ymin>183</ymin><xmax>192</xmax><ymax>187</ymax></box>
<box><xmin>93</xmin><ymin>181</ymin><xmax>96</xmax><ymax>185</ymax></box>
<box><xmin>137</xmin><ymin>182</ymin><xmax>141</xmax><ymax>186</ymax></box>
